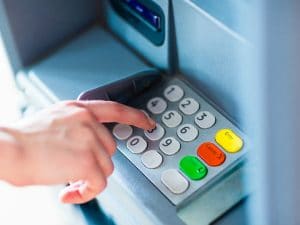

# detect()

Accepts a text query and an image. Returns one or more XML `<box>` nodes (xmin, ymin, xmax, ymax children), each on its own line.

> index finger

<box><xmin>73</xmin><ymin>100</ymin><xmax>156</xmax><ymax>130</ymax></box>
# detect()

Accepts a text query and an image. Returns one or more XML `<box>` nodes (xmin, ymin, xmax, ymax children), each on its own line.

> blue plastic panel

<box><xmin>17</xmin><ymin>26</ymin><xmax>152</xmax><ymax>101</ymax></box>
<box><xmin>191</xmin><ymin>0</ymin><xmax>254</xmax><ymax>38</ymax></box>
<box><xmin>104</xmin><ymin>0</ymin><xmax>169</xmax><ymax>70</ymax></box>
<box><xmin>1</xmin><ymin>0</ymin><xmax>98</xmax><ymax>68</ymax></box>
<box><xmin>111</xmin><ymin>0</ymin><xmax>165</xmax><ymax>45</ymax></box>
<box><xmin>173</xmin><ymin>0</ymin><xmax>251</xmax><ymax>127</ymax></box>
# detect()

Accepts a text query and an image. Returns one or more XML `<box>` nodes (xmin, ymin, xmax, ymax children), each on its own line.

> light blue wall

<box><xmin>173</xmin><ymin>0</ymin><xmax>251</xmax><ymax>126</ymax></box>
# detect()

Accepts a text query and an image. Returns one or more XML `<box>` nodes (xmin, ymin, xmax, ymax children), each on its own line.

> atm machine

<box><xmin>0</xmin><ymin>0</ymin><xmax>258</xmax><ymax>225</ymax></box>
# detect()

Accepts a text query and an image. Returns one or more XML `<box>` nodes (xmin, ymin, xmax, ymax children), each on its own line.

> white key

<box><xmin>113</xmin><ymin>124</ymin><xmax>133</xmax><ymax>140</ymax></box>
<box><xmin>162</xmin><ymin>110</ymin><xmax>182</xmax><ymax>128</ymax></box>
<box><xmin>141</xmin><ymin>150</ymin><xmax>163</xmax><ymax>169</ymax></box>
<box><xmin>179</xmin><ymin>97</ymin><xmax>200</xmax><ymax>115</ymax></box>
<box><xmin>195</xmin><ymin>111</ymin><xmax>216</xmax><ymax>129</ymax></box>
<box><xmin>147</xmin><ymin>97</ymin><xmax>167</xmax><ymax>114</ymax></box>
<box><xmin>159</xmin><ymin>137</ymin><xmax>181</xmax><ymax>155</ymax></box>
<box><xmin>164</xmin><ymin>85</ymin><xmax>184</xmax><ymax>102</ymax></box>
<box><xmin>161</xmin><ymin>169</ymin><xmax>189</xmax><ymax>194</ymax></box>
<box><xmin>144</xmin><ymin>123</ymin><xmax>165</xmax><ymax>141</ymax></box>
<box><xmin>177</xmin><ymin>124</ymin><xmax>198</xmax><ymax>142</ymax></box>
<box><xmin>127</xmin><ymin>136</ymin><xmax>147</xmax><ymax>154</ymax></box>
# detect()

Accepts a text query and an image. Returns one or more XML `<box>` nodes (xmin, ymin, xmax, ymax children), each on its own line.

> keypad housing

<box><xmin>111</xmin><ymin>77</ymin><xmax>246</xmax><ymax>206</ymax></box>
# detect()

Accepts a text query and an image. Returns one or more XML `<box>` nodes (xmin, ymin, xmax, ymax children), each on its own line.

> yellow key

<box><xmin>215</xmin><ymin>129</ymin><xmax>243</xmax><ymax>153</ymax></box>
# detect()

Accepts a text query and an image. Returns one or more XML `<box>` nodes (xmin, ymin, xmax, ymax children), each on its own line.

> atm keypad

<box><xmin>112</xmin><ymin>78</ymin><xmax>246</xmax><ymax>206</ymax></box>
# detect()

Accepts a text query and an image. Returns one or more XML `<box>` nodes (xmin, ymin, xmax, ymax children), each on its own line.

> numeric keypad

<box><xmin>111</xmin><ymin>79</ymin><xmax>245</xmax><ymax>206</ymax></box>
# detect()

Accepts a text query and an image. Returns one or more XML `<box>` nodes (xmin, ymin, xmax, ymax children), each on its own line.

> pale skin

<box><xmin>0</xmin><ymin>100</ymin><xmax>156</xmax><ymax>204</ymax></box>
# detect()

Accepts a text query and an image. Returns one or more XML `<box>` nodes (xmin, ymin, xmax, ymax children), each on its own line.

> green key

<box><xmin>179</xmin><ymin>156</ymin><xmax>207</xmax><ymax>180</ymax></box>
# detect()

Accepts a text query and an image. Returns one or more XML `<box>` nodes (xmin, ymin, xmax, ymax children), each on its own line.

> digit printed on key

<box><xmin>162</xmin><ymin>110</ymin><xmax>182</xmax><ymax>128</ymax></box>
<box><xmin>177</xmin><ymin>124</ymin><xmax>198</xmax><ymax>142</ymax></box>
<box><xmin>179</xmin><ymin>98</ymin><xmax>200</xmax><ymax>115</ymax></box>
<box><xmin>144</xmin><ymin>123</ymin><xmax>165</xmax><ymax>141</ymax></box>
<box><xmin>164</xmin><ymin>85</ymin><xmax>184</xmax><ymax>102</ymax></box>
<box><xmin>127</xmin><ymin>136</ymin><xmax>147</xmax><ymax>154</ymax></box>
<box><xmin>159</xmin><ymin>137</ymin><xmax>181</xmax><ymax>155</ymax></box>
<box><xmin>147</xmin><ymin>97</ymin><xmax>167</xmax><ymax>114</ymax></box>
<box><xmin>195</xmin><ymin>111</ymin><xmax>216</xmax><ymax>129</ymax></box>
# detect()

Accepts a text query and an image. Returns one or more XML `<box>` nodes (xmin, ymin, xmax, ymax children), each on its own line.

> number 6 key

<box><xmin>177</xmin><ymin>124</ymin><xmax>199</xmax><ymax>142</ymax></box>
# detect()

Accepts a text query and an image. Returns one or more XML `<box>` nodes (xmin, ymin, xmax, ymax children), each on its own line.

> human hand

<box><xmin>0</xmin><ymin>100</ymin><xmax>155</xmax><ymax>204</ymax></box>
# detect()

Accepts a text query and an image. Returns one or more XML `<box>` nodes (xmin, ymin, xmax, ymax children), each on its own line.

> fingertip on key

<box><xmin>148</xmin><ymin>118</ymin><xmax>156</xmax><ymax>128</ymax></box>
<box><xmin>140</xmin><ymin>109</ymin><xmax>156</xmax><ymax>129</ymax></box>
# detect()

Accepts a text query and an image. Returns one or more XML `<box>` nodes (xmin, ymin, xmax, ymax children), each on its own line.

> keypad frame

<box><xmin>111</xmin><ymin>77</ymin><xmax>247</xmax><ymax>206</ymax></box>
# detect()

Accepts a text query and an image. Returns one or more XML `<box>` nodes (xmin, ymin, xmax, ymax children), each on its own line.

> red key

<box><xmin>197</xmin><ymin>142</ymin><xmax>226</xmax><ymax>167</ymax></box>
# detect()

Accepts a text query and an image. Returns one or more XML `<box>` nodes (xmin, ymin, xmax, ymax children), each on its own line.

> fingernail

<box><xmin>141</xmin><ymin>110</ymin><xmax>149</xmax><ymax>118</ymax></box>
<box><xmin>140</xmin><ymin>109</ymin><xmax>155</xmax><ymax>127</ymax></box>
<box><xmin>148</xmin><ymin>118</ymin><xmax>156</xmax><ymax>127</ymax></box>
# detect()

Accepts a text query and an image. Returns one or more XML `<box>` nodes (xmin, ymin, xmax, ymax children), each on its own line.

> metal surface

<box><xmin>113</xmin><ymin>76</ymin><xmax>247</xmax><ymax>206</ymax></box>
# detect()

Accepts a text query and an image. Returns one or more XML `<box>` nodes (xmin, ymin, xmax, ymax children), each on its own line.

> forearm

<box><xmin>0</xmin><ymin>126</ymin><xmax>24</xmax><ymax>184</ymax></box>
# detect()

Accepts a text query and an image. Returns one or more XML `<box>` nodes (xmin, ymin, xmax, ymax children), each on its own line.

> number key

<box><xmin>147</xmin><ymin>97</ymin><xmax>167</xmax><ymax>114</ymax></box>
<box><xmin>127</xmin><ymin>136</ymin><xmax>147</xmax><ymax>154</ymax></box>
<box><xmin>159</xmin><ymin>137</ymin><xmax>181</xmax><ymax>155</ymax></box>
<box><xmin>162</xmin><ymin>110</ymin><xmax>182</xmax><ymax>128</ymax></box>
<box><xmin>144</xmin><ymin>123</ymin><xmax>165</xmax><ymax>141</ymax></box>
<box><xmin>195</xmin><ymin>111</ymin><xmax>216</xmax><ymax>129</ymax></box>
<box><xmin>177</xmin><ymin>124</ymin><xmax>198</xmax><ymax>142</ymax></box>
<box><xmin>164</xmin><ymin>85</ymin><xmax>184</xmax><ymax>102</ymax></box>
<box><xmin>179</xmin><ymin>98</ymin><xmax>200</xmax><ymax>115</ymax></box>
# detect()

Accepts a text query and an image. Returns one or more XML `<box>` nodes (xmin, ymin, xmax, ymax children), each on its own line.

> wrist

<box><xmin>0</xmin><ymin>126</ymin><xmax>26</xmax><ymax>185</ymax></box>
